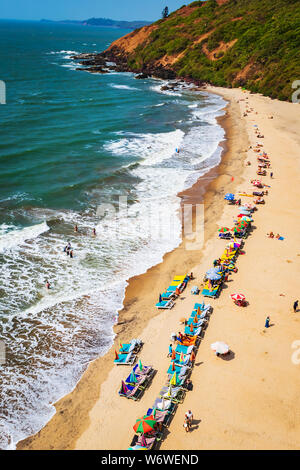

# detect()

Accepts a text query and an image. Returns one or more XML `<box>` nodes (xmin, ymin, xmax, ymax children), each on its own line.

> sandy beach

<box><xmin>18</xmin><ymin>86</ymin><xmax>300</xmax><ymax>450</ymax></box>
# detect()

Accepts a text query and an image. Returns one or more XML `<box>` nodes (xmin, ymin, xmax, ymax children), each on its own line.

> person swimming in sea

<box><xmin>45</xmin><ymin>280</ymin><xmax>51</xmax><ymax>289</ymax></box>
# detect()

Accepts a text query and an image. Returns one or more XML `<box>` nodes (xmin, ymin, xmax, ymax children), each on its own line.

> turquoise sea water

<box><xmin>0</xmin><ymin>20</ymin><xmax>226</xmax><ymax>448</ymax></box>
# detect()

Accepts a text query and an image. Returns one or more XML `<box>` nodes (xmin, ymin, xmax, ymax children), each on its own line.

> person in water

<box><xmin>45</xmin><ymin>280</ymin><xmax>51</xmax><ymax>289</ymax></box>
<box><xmin>70</xmin><ymin>250</ymin><xmax>73</xmax><ymax>259</ymax></box>
<box><xmin>74</xmin><ymin>225</ymin><xmax>78</xmax><ymax>232</ymax></box>
<box><xmin>92</xmin><ymin>228</ymin><xmax>96</xmax><ymax>237</ymax></box>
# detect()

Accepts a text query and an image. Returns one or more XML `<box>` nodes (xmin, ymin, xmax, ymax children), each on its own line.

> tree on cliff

<box><xmin>162</xmin><ymin>6</ymin><xmax>169</xmax><ymax>19</ymax></box>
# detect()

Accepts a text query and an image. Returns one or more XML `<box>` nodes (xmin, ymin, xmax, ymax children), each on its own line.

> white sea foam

<box><xmin>0</xmin><ymin>222</ymin><xmax>49</xmax><ymax>253</ymax></box>
<box><xmin>110</xmin><ymin>84</ymin><xmax>139</xmax><ymax>91</ymax></box>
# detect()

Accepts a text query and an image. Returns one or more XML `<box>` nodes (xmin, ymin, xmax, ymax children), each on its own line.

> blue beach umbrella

<box><xmin>206</xmin><ymin>272</ymin><xmax>222</xmax><ymax>281</ymax></box>
<box><xmin>224</xmin><ymin>193</ymin><xmax>235</xmax><ymax>201</ymax></box>
<box><xmin>206</xmin><ymin>267</ymin><xmax>222</xmax><ymax>277</ymax></box>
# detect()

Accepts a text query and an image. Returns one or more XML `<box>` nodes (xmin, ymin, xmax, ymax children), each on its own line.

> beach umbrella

<box><xmin>194</xmin><ymin>314</ymin><xmax>198</xmax><ymax>323</ymax></box>
<box><xmin>190</xmin><ymin>323</ymin><xmax>194</xmax><ymax>333</ymax></box>
<box><xmin>197</xmin><ymin>306</ymin><xmax>201</xmax><ymax>315</ymax></box>
<box><xmin>206</xmin><ymin>272</ymin><xmax>221</xmax><ymax>281</ymax></box>
<box><xmin>190</xmin><ymin>350</ymin><xmax>196</xmax><ymax>362</ymax></box>
<box><xmin>159</xmin><ymin>294</ymin><xmax>162</xmax><ymax>303</ymax></box>
<box><xmin>129</xmin><ymin>371</ymin><xmax>137</xmax><ymax>384</ymax></box>
<box><xmin>171</xmin><ymin>348</ymin><xmax>176</xmax><ymax>360</ymax></box>
<box><xmin>133</xmin><ymin>416</ymin><xmax>157</xmax><ymax>434</ymax></box>
<box><xmin>218</xmin><ymin>227</ymin><xmax>230</xmax><ymax>233</ymax></box>
<box><xmin>211</xmin><ymin>341</ymin><xmax>229</xmax><ymax>355</ymax></box>
<box><xmin>115</xmin><ymin>350</ymin><xmax>119</xmax><ymax>360</ymax></box>
<box><xmin>170</xmin><ymin>372</ymin><xmax>177</xmax><ymax>386</ymax></box>
<box><xmin>241</xmin><ymin>216</ymin><xmax>252</xmax><ymax>222</ymax></box>
<box><xmin>224</xmin><ymin>193</ymin><xmax>235</xmax><ymax>201</ymax></box>
<box><xmin>179</xmin><ymin>352</ymin><xmax>184</xmax><ymax>362</ymax></box>
<box><xmin>171</xmin><ymin>361</ymin><xmax>175</xmax><ymax>371</ymax></box>
<box><xmin>242</xmin><ymin>203</ymin><xmax>254</xmax><ymax>209</ymax></box>
<box><xmin>206</xmin><ymin>267</ymin><xmax>221</xmax><ymax>277</ymax></box>
<box><xmin>167</xmin><ymin>385</ymin><xmax>173</xmax><ymax>397</ymax></box>
<box><xmin>232</xmin><ymin>227</ymin><xmax>242</xmax><ymax>233</ymax></box>
<box><xmin>121</xmin><ymin>380</ymin><xmax>128</xmax><ymax>394</ymax></box>
<box><xmin>138</xmin><ymin>359</ymin><xmax>143</xmax><ymax>372</ymax></box>
<box><xmin>230</xmin><ymin>293</ymin><xmax>245</xmax><ymax>302</ymax></box>
<box><xmin>152</xmin><ymin>407</ymin><xmax>157</xmax><ymax>418</ymax></box>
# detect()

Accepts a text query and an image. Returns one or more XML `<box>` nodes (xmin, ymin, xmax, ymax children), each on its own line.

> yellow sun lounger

<box><xmin>173</xmin><ymin>275</ymin><xmax>186</xmax><ymax>282</ymax></box>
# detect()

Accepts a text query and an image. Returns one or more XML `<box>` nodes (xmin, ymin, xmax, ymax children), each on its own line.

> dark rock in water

<box><xmin>135</xmin><ymin>73</ymin><xmax>149</xmax><ymax>79</ymax></box>
<box><xmin>76</xmin><ymin>66</ymin><xmax>109</xmax><ymax>74</ymax></box>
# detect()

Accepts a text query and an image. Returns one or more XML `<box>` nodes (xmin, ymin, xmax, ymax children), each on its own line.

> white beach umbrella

<box><xmin>211</xmin><ymin>341</ymin><xmax>229</xmax><ymax>355</ymax></box>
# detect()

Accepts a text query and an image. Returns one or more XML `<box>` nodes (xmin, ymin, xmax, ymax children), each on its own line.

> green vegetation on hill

<box><xmin>120</xmin><ymin>0</ymin><xmax>300</xmax><ymax>100</ymax></box>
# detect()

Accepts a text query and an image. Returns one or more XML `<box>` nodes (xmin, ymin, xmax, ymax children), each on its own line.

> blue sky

<box><xmin>1</xmin><ymin>0</ymin><xmax>191</xmax><ymax>21</ymax></box>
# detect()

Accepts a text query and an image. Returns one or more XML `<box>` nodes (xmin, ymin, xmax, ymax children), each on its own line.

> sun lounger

<box><xmin>186</xmin><ymin>317</ymin><xmax>206</xmax><ymax>327</ymax></box>
<box><xmin>133</xmin><ymin>364</ymin><xmax>154</xmax><ymax>377</ymax></box>
<box><xmin>161</xmin><ymin>291</ymin><xmax>177</xmax><ymax>301</ymax></box>
<box><xmin>159</xmin><ymin>386</ymin><xmax>185</xmax><ymax>403</ymax></box>
<box><xmin>167</xmin><ymin>363</ymin><xmax>190</xmax><ymax>376</ymax></box>
<box><xmin>156</xmin><ymin>299</ymin><xmax>174</xmax><ymax>309</ymax></box>
<box><xmin>125</xmin><ymin>372</ymin><xmax>148</xmax><ymax>389</ymax></box>
<box><xmin>128</xmin><ymin>435</ymin><xmax>156</xmax><ymax>450</ymax></box>
<box><xmin>146</xmin><ymin>408</ymin><xmax>174</xmax><ymax>428</ymax></box>
<box><xmin>114</xmin><ymin>351</ymin><xmax>136</xmax><ymax>366</ymax></box>
<box><xmin>184</xmin><ymin>325</ymin><xmax>202</xmax><ymax>336</ymax></box>
<box><xmin>175</xmin><ymin>344</ymin><xmax>194</xmax><ymax>355</ymax></box>
<box><xmin>201</xmin><ymin>287</ymin><xmax>219</xmax><ymax>298</ymax></box>
<box><xmin>118</xmin><ymin>383</ymin><xmax>143</xmax><ymax>400</ymax></box>
<box><xmin>119</xmin><ymin>339</ymin><xmax>143</xmax><ymax>354</ymax></box>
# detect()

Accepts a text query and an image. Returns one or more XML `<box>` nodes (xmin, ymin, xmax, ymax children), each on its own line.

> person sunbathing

<box><xmin>267</xmin><ymin>232</ymin><xmax>274</xmax><ymax>238</ymax></box>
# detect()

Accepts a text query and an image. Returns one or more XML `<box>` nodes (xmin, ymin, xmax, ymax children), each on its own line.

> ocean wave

<box><xmin>0</xmin><ymin>222</ymin><xmax>49</xmax><ymax>253</ymax></box>
<box><xmin>110</xmin><ymin>84</ymin><xmax>139</xmax><ymax>91</ymax></box>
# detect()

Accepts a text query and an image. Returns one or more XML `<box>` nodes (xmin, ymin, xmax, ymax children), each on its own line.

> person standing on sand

<box><xmin>270</xmin><ymin>172</ymin><xmax>273</xmax><ymax>178</ymax></box>
<box><xmin>167</xmin><ymin>344</ymin><xmax>173</xmax><ymax>357</ymax></box>
<box><xmin>265</xmin><ymin>316</ymin><xmax>270</xmax><ymax>328</ymax></box>
<box><xmin>293</xmin><ymin>300</ymin><xmax>298</xmax><ymax>313</ymax></box>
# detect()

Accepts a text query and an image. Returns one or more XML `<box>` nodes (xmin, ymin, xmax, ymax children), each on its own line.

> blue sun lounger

<box><xmin>167</xmin><ymin>362</ymin><xmax>190</xmax><ymax>375</ymax></box>
<box><xmin>161</xmin><ymin>291</ymin><xmax>176</xmax><ymax>301</ymax></box>
<box><xmin>184</xmin><ymin>325</ymin><xmax>202</xmax><ymax>336</ymax></box>
<box><xmin>175</xmin><ymin>344</ymin><xmax>194</xmax><ymax>355</ymax></box>
<box><xmin>201</xmin><ymin>287</ymin><xmax>219</xmax><ymax>298</ymax></box>
<box><xmin>156</xmin><ymin>299</ymin><xmax>174</xmax><ymax>309</ymax></box>
<box><xmin>119</xmin><ymin>339</ymin><xmax>142</xmax><ymax>354</ymax></box>
<box><xmin>187</xmin><ymin>317</ymin><xmax>206</xmax><ymax>327</ymax></box>
<box><xmin>114</xmin><ymin>352</ymin><xmax>136</xmax><ymax>366</ymax></box>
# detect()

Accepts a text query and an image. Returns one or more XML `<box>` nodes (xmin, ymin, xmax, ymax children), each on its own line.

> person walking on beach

<box><xmin>167</xmin><ymin>344</ymin><xmax>173</xmax><ymax>358</ymax></box>
<box><xmin>183</xmin><ymin>410</ymin><xmax>193</xmax><ymax>432</ymax></box>
<box><xmin>270</xmin><ymin>172</ymin><xmax>273</xmax><ymax>178</ymax></box>
<box><xmin>293</xmin><ymin>300</ymin><xmax>298</xmax><ymax>313</ymax></box>
<box><xmin>265</xmin><ymin>316</ymin><xmax>270</xmax><ymax>328</ymax></box>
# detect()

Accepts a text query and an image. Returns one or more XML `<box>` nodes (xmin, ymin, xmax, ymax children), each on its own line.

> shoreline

<box><xmin>17</xmin><ymin>86</ymin><xmax>300</xmax><ymax>450</ymax></box>
<box><xmin>17</xmin><ymin>90</ymin><xmax>245</xmax><ymax>450</ymax></box>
